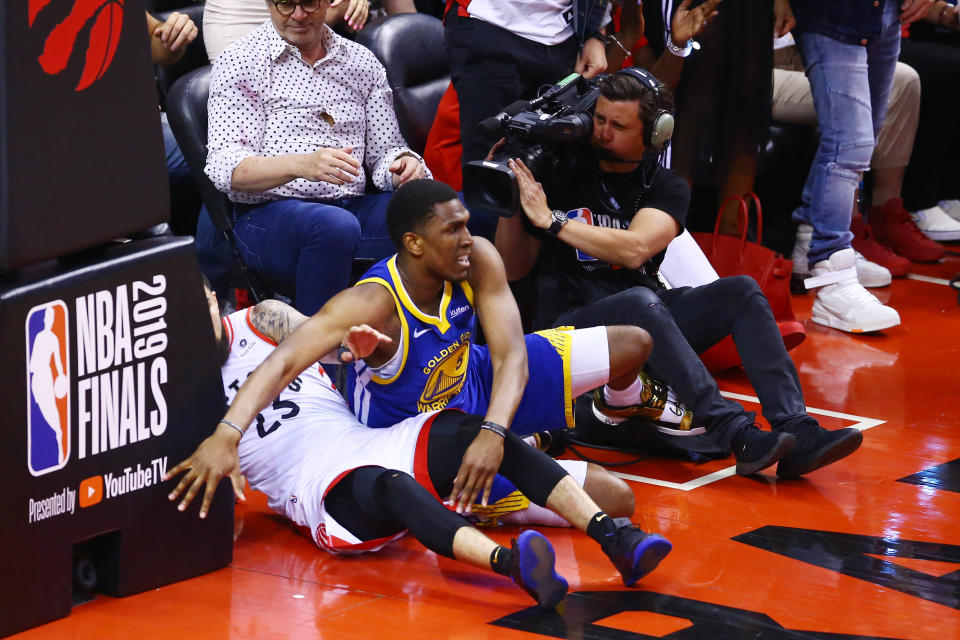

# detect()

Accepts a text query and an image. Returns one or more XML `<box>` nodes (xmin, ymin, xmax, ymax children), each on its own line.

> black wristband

<box><xmin>480</xmin><ymin>421</ymin><xmax>508</xmax><ymax>438</ymax></box>
<box><xmin>336</xmin><ymin>344</ymin><xmax>352</xmax><ymax>363</ymax></box>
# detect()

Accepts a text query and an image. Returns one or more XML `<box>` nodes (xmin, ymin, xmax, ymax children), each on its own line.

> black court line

<box><xmin>898</xmin><ymin>458</ymin><xmax>960</xmax><ymax>494</ymax></box>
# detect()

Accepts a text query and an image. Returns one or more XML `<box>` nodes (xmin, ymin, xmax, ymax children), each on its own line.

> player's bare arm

<box><xmin>450</xmin><ymin>237</ymin><xmax>528</xmax><ymax>513</ymax></box>
<box><xmin>248</xmin><ymin>299</ymin><xmax>310</xmax><ymax>343</ymax></box>
<box><xmin>166</xmin><ymin>285</ymin><xmax>396</xmax><ymax>517</ymax></box>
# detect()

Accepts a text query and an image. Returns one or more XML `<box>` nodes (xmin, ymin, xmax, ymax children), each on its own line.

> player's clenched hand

<box><xmin>449</xmin><ymin>430</ymin><xmax>505</xmax><ymax>513</ymax></box>
<box><xmin>338</xmin><ymin>324</ymin><xmax>393</xmax><ymax>362</ymax></box>
<box><xmin>300</xmin><ymin>147</ymin><xmax>361</xmax><ymax>184</ymax></box>
<box><xmin>164</xmin><ymin>423</ymin><xmax>246</xmax><ymax>519</ymax></box>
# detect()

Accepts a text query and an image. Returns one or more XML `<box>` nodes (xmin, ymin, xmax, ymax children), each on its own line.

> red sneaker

<box><xmin>868</xmin><ymin>198</ymin><xmax>945</xmax><ymax>263</ymax></box>
<box><xmin>850</xmin><ymin>213</ymin><xmax>911</xmax><ymax>277</ymax></box>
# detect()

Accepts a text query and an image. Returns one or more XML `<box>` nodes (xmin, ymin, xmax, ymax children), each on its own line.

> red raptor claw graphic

<box><xmin>30</xmin><ymin>0</ymin><xmax>125</xmax><ymax>91</ymax></box>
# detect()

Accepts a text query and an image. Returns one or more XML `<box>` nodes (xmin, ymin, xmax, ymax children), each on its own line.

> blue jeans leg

<box><xmin>794</xmin><ymin>24</ymin><xmax>901</xmax><ymax>266</ymax></box>
<box><xmin>233</xmin><ymin>199</ymin><xmax>363</xmax><ymax>315</ymax></box>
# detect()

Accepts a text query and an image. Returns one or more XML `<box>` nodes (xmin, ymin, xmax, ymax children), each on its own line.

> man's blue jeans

<box><xmin>794</xmin><ymin>20</ymin><xmax>902</xmax><ymax>265</ymax></box>
<box><xmin>233</xmin><ymin>194</ymin><xmax>395</xmax><ymax>315</ymax></box>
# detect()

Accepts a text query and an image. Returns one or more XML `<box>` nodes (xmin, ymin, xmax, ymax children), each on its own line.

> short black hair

<box><xmin>598</xmin><ymin>71</ymin><xmax>674</xmax><ymax>124</ymax></box>
<box><xmin>386</xmin><ymin>179</ymin><xmax>460</xmax><ymax>248</ymax></box>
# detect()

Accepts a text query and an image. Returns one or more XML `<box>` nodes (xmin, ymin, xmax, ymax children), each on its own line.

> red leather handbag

<box><xmin>691</xmin><ymin>193</ymin><xmax>806</xmax><ymax>371</ymax></box>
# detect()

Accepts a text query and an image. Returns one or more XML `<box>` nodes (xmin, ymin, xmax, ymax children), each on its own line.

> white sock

<box><xmin>604</xmin><ymin>376</ymin><xmax>645</xmax><ymax>407</ymax></box>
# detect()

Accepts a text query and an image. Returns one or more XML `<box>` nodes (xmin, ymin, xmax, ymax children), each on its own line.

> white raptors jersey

<box><xmin>220</xmin><ymin>309</ymin><xmax>434</xmax><ymax>549</ymax></box>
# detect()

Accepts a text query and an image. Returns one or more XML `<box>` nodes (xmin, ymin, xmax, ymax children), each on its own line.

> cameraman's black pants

<box><xmin>554</xmin><ymin>277</ymin><xmax>813</xmax><ymax>448</ymax></box>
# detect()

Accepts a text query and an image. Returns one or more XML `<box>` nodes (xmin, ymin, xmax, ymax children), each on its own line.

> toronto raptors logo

<box><xmin>29</xmin><ymin>0</ymin><xmax>125</xmax><ymax>91</ymax></box>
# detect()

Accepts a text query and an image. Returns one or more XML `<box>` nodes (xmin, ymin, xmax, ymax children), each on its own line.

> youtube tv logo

<box><xmin>79</xmin><ymin>476</ymin><xmax>103</xmax><ymax>508</ymax></box>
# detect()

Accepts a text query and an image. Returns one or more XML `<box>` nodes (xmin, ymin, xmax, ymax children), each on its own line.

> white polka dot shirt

<box><xmin>205</xmin><ymin>21</ymin><xmax>430</xmax><ymax>204</ymax></box>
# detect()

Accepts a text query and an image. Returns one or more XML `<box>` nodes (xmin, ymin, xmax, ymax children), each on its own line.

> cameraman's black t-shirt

<box><xmin>532</xmin><ymin>157</ymin><xmax>691</xmax><ymax>328</ymax></box>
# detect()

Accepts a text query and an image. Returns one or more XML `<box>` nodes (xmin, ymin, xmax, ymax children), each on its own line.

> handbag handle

<box><xmin>742</xmin><ymin>191</ymin><xmax>764</xmax><ymax>244</ymax></box>
<box><xmin>711</xmin><ymin>195</ymin><xmax>749</xmax><ymax>258</ymax></box>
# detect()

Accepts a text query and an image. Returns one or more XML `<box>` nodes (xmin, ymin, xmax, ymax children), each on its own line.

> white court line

<box><xmin>906</xmin><ymin>273</ymin><xmax>953</xmax><ymax>286</ymax></box>
<box><xmin>612</xmin><ymin>392</ymin><xmax>886</xmax><ymax>491</ymax></box>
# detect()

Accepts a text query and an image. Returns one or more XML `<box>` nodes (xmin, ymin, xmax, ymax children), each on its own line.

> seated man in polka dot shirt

<box><xmin>205</xmin><ymin>0</ymin><xmax>430</xmax><ymax>315</ymax></box>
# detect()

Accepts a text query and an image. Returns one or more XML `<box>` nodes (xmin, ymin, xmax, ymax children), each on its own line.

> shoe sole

<box><xmin>621</xmin><ymin>535</ymin><xmax>673</xmax><ymax>588</ymax></box>
<box><xmin>776</xmin><ymin>428</ymin><xmax>864</xmax><ymax>478</ymax></box>
<box><xmin>735</xmin><ymin>432</ymin><xmax>796</xmax><ymax>476</ymax></box>
<box><xmin>917</xmin><ymin>229</ymin><xmax>960</xmax><ymax>241</ymax></box>
<box><xmin>516</xmin><ymin>531</ymin><xmax>568</xmax><ymax>609</ymax></box>
<box><xmin>811</xmin><ymin>301</ymin><xmax>901</xmax><ymax>334</ymax></box>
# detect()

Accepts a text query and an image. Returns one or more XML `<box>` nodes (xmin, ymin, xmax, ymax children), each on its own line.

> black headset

<box><xmin>612</xmin><ymin>67</ymin><xmax>675</xmax><ymax>151</ymax></box>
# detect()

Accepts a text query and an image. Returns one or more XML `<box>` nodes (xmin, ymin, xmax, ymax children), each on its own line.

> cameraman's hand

<box><xmin>509</xmin><ymin>158</ymin><xmax>552</xmax><ymax>230</ymax></box>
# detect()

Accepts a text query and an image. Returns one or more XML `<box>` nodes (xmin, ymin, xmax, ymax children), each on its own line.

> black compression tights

<box><xmin>426</xmin><ymin>411</ymin><xmax>569</xmax><ymax>506</ymax></box>
<box><xmin>324</xmin><ymin>465</ymin><xmax>466</xmax><ymax>558</ymax></box>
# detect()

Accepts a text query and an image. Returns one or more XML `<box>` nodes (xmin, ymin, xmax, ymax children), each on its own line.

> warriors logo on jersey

<box><xmin>419</xmin><ymin>336</ymin><xmax>470</xmax><ymax>412</ymax></box>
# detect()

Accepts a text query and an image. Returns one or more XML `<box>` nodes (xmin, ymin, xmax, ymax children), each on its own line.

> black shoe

<box><xmin>732</xmin><ymin>428</ymin><xmax>796</xmax><ymax>476</ymax></box>
<box><xmin>776</xmin><ymin>423</ymin><xmax>863</xmax><ymax>478</ymax></box>
<box><xmin>601</xmin><ymin>524</ymin><xmax>673</xmax><ymax>587</ymax></box>
<box><xmin>510</xmin><ymin>530</ymin><xmax>568</xmax><ymax>609</ymax></box>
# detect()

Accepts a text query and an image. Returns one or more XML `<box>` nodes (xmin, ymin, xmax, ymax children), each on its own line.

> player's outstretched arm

<box><xmin>448</xmin><ymin>238</ymin><xmax>528</xmax><ymax>513</ymax></box>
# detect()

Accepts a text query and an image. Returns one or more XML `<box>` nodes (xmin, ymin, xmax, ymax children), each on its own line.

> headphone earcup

<box><xmin>647</xmin><ymin>111</ymin><xmax>675</xmax><ymax>150</ymax></box>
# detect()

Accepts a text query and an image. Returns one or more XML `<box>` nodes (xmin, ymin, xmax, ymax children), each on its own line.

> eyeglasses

<box><xmin>271</xmin><ymin>0</ymin><xmax>323</xmax><ymax>16</ymax></box>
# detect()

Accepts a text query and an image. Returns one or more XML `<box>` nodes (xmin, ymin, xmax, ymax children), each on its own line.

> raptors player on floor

<box><xmin>165</xmin><ymin>285</ymin><xmax>673</xmax><ymax>608</ymax></box>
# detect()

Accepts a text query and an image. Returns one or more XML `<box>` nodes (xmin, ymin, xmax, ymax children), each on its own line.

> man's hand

<box><xmin>300</xmin><ymin>147</ymin><xmax>362</xmax><ymax>184</ymax></box>
<box><xmin>509</xmin><ymin>158</ymin><xmax>552</xmax><ymax>230</ymax></box>
<box><xmin>337</xmin><ymin>324</ymin><xmax>393</xmax><ymax>362</ymax></box>
<box><xmin>154</xmin><ymin>11</ymin><xmax>198</xmax><ymax>53</ymax></box>
<box><xmin>773</xmin><ymin>0</ymin><xmax>796</xmax><ymax>37</ymax></box>
<box><xmin>449</xmin><ymin>429</ymin><xmax>505</xmax><ymax>513</ymax></box>
<box><xmin>901</xmin><ymin>0</ymin><xmax>935</xmax><ymax>24</ymax></box>
<box><xmin>390</xmin><ymin>154</ymin><xmax>425</xmax><ymax>187</ymax></box>
<box><xmin>164</xmin><ymin>423</ymin><xmax>246</xmax><ymax>519</ymax></box>
<box><xmin>576</xmin><ymin>37</ymin><xmax>608</xmax><ymax>79</ymax></box>
<box><xmin>671</xmin><ymin>0</ymin><xmax>721</xmax><ymax>45</ymax></box>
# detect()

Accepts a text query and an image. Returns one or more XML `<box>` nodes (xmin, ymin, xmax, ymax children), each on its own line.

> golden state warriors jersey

<box><xmin>347</xmin><ymin>255</ymin><xmax>483</xmax><ymax>428</ymax></box>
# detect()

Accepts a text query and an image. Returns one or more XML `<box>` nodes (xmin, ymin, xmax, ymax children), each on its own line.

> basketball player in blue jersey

<box><xmin>165</xmin><ymin>283</ymin><xmax>674</xmax><ymax>608</ymax></box>
<box><xmin>199</xmin><ymin>178</ymin><xmax>684</xmax><ymax>515</ymax></box>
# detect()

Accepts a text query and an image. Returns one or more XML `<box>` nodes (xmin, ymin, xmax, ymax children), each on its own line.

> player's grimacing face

<box><xmin>420</xmin><ymin>199</ymin><xmax>473</xmax><ymax>281</ymax></box>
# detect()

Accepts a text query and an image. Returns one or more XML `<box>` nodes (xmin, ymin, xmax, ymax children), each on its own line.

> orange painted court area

<box><xmin>14</xmin><ymin>254</ymin><xmax>960</xmax><ymax>640</ymax></box>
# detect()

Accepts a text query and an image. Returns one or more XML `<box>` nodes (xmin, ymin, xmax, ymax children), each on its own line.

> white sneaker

<box><xmin>854</xmin><ymin>251</ymin><xmax>892</xmax><ymax>288</ymax></box>
<box><xmin>795</xmin><ymin>223</ymin><xmax>890</xmax><ymax>287</ymax></box>
<box><xmin>805</xmin><ymin>248</ymin><xmax>901</xmax><ymax>333</ymax></box>
<box><xmin>938</xmin><ymin>200</ymin><xmax>960</xmax><ymax>222</ymax></box>
<box><xmin>911</xmin><ymin>206</ymin><xmax>960</xmax><ymax>241</ymax></box>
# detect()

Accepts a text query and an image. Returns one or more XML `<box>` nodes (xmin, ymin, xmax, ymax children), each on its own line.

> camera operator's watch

<box><xmin>547</xmin><ymin>209</ymin><xmax>568</xmax><ymax>237</ymax></box>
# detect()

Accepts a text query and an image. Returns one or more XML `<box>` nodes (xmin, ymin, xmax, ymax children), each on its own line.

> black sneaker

<box><xmin>776</xmin><ymin>423</ymin><xmax>863</xmax><ymax>478</ymax></box>
<box><xmin>732</xmin><ymin>427</ymin><xmax>796</xmax><ymax>476</ymax></box>
<box><xmin>510</xmin><ymin>530</ymin><xmax>568</xmax><ymax>608</ymax></box>
<box><xmin>601</xmin><ymin>524</ymin><xmax>673</xmax><ymax>587</ymax></box>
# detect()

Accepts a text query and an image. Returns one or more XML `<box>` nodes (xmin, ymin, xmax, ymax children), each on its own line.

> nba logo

<box><xmin>25</xmin><ymin>301</ymin><xmax>70</xmax><ymax>476</ymax></box>
<box><xmin>567</xmin><ymin>209</ymin><xmax>598</xmax><ymax>262</ymax></box>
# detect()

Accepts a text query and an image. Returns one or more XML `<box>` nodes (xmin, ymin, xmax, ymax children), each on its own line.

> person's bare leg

<box><xmin>872</xmin><ymin>165</ymin><xmax>906</xmax><ymax>208</ymax></box>
<box><xmin>583</xmin><ymin>463</ymin><xmax>635</xmax><ymax>517</ymax></box>
<box><xmin>605</xmin><ymin>325</ymin><xmax>651</xmax><ymax>390</ymax></box>
<box><xmin>451</xmin><ymin>526</ymin><xmax>502</xmax><ymax>568</ymax></box>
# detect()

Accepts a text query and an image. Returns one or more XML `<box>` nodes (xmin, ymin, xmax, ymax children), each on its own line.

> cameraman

<box><xmin>494</xmin><ymin>70</ymin><xmax>863</xmax><ymax>478</ymax></box>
